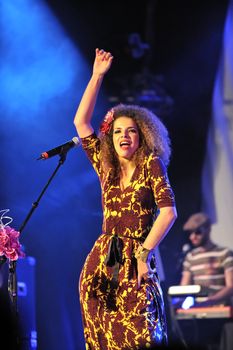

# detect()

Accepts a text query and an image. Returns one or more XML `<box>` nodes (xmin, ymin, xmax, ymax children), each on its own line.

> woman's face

<box><xmin>112</xmin><ymin>116</ymin><xmax>139</xmax><ymax>160</ymax></box>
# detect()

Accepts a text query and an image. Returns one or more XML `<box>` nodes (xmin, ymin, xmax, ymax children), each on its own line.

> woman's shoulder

<box><xmin>146</xmin><ymin>151</ymin><xmax>166</xmax><ymax>169</ymax></box>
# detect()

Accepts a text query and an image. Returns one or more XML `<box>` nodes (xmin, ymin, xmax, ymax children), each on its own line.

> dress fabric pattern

<box><xmin>79</xmin><ymin>133</ymin><xmax>175</xmax><ymax>350</ymax></box>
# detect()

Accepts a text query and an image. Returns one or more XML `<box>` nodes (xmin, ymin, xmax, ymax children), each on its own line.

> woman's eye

<box><xmin>129</xmin><ymin>128</ymin><xmax>137</xmax><ymax>133</ymax></box>
<box><xmin>113</xmin><ymin>130</ymin><xmax>121</xmax><ymax>134</ymax></box>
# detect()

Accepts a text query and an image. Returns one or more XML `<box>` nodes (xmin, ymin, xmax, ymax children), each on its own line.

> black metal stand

<box><xmin>167</xmin><ymin>295</ymin><xmax>188</xmax><ymax>349</ymax></box>
<box><xmin>7</xmin><ymin>149</ymin><xmax>69</xmax><ymax>315</ymax></box>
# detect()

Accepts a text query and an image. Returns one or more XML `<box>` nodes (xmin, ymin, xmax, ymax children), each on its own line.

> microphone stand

<box><xmin>8</xmin><ymin>147</ymin><xmax>70</xmax><ymax>321</ymax></box>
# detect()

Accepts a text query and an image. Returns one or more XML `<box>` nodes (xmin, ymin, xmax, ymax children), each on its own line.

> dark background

<box><xmin>1</xmin><ymin>0</ymin><xmax>230</xmax><ymax>349</ymax></box>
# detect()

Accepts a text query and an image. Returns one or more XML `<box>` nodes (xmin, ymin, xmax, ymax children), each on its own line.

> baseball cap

<box><xmin>183</xmin><ymin>212</ymin><xmax>211</xmax><ymax>232</ymax></box>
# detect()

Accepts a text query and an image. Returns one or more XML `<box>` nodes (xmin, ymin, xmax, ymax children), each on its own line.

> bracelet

<box><xmin>135</xmin><ymin>245</ymin><xmax>151</xmax><ymax>263</ymax></box>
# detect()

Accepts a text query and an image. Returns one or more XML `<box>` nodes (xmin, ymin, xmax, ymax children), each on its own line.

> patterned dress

<box><xmin>79</xmin><ymin>133</ymin><xmax>175</xmax><ymax>350</ymax></box>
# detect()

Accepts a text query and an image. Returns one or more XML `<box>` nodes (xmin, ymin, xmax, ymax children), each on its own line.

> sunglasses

<box><xmin>186</xmin><ymin>228</ymin><xmax>207</xmax><ymax>235</ymax></box>
<box><xmin>191</xmin><ymin>230</ymin><xmax>204</xmax><ymax>235</ymax></box>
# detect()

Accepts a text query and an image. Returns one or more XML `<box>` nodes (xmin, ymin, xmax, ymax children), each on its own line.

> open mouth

<box><xmin>120</xmin><ymin>141</ymin><xmax>131</xmax><ymax>147</ymax></box>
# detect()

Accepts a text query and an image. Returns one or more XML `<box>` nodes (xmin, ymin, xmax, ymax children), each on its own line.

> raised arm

<box><xmin>74</xmin><ymin>48</ymin><xmax>113</xmax><ymax>138</ymax></box>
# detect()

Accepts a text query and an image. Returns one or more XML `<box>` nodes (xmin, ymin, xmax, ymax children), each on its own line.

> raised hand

<box><xmin>93</xmin><ymin>48</ymin><xmax>113</xmax><ymax>76</ymax></box>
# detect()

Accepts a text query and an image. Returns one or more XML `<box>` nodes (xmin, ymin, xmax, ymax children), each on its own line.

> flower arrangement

<box><xmin>0</xmin><ymin>209</ymin><xmax>25</xmax><ymax>261</ymax></box>
<box><xmin>99</xmin><ymin>108</ymin><xmax>114</xmax><ymax>135</ymax></box>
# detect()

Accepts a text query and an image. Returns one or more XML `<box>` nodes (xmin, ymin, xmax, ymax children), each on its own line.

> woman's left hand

<box><xmin>137</xmin><ymin>259</ymin><xmax>150</xmax><ymax>289</ymax></box>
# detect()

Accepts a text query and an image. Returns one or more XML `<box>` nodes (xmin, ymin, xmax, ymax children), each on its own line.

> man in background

<box><xmin>179</xmin><ymin>212</ymin><xmax>233</xmax><ymax>350</ymax></box>
<box><xmin>180</xmin><ymin>212</ymin><xmax>233</xmax><ymax>306</ymax></box>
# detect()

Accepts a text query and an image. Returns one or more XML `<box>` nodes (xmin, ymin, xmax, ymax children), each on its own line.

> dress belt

<box><xmin>104</xmin><ymin>233</ymin><xmax>145</xmax><ymax>283</ymax></box>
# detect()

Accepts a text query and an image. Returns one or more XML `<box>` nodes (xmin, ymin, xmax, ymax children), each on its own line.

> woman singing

<box><xmin>74</xmin><ymin>48</ymin><xmax>177</xmax><ymax>350</ymax></box>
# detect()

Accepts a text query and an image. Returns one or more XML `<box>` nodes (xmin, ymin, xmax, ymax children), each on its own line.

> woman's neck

<box><xmin>118</xmin><ymin>159</ymin><xmax>136</xmax><ymax>191</ymax></box>
<box><xmin>119</xmin><ymin>159</ymin><xmax>135</xmax><ymax>176</ymax></box>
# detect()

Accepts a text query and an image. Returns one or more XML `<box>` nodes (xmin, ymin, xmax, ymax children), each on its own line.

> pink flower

<box><xmin>99</xmin><ymin>108</ymin><xmax>114</xmax><ymax>135</ymax></box>
<box><xmin>0</xmin><ymin>225</ymin><xmax>25</xmax><ymax>261</ymax></box>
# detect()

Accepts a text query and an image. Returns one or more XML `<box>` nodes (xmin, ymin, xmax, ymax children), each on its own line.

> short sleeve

<box><xmin>80</xmin><ymin>133</ymin><xmax>101</xmax><ymax>176</ymax></box>
<box><xmin>223</xmin><ymin>248</ymin><xmax>233</xmax><ymax>272</ymax></box>
<box><xmin>147</xmin><ymin>153</ymin><xmax>176</xmax><ymax>208</ymax></box>
<box><xmin>182</xmin><ymin>253</ymin><xmax>192</xmax><ymax>272</ymax></box>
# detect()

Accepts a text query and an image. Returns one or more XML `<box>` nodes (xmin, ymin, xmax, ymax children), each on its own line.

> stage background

<box><xmin>1</xmin><ymin>0</ymin><xmax>232</xmax><ymax>349</ymax></box>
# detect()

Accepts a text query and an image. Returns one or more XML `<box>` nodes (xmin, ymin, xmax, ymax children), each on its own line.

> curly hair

<box><xmin>98</xmin><ymin>104</ymin><xmax>171</xmax><ymax>177</ymax></box>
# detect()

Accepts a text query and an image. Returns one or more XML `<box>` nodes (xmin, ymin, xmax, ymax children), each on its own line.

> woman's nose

<box><xmin>121</xmin><ymin>130</ymin><xmax>128</xmax><ymax>137</ymax></box>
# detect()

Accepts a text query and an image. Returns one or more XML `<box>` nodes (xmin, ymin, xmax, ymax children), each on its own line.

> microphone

<box><xmin>37</xmin><ymin>137</ymin><xmax>80</xmax><ymax>160</ymax></box>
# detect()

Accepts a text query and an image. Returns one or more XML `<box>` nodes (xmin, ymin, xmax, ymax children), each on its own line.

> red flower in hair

<box><xmin>99</xmin><ymin>108</ymin><xmax>114</xmax><ymax>135</ymax></box>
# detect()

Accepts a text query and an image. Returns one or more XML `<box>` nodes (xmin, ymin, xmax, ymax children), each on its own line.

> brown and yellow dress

<box><xmin>79</xmin><ymin>133</ymin><xmax>175</xmax><ymax>350</ymax></box>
